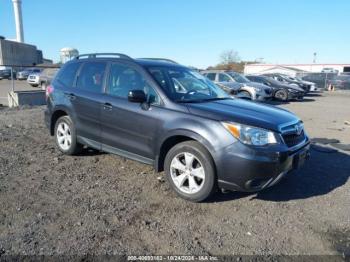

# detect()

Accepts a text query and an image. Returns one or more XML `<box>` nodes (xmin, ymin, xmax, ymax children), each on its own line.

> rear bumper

<box><xmin>215</xmin><ymin>139</ymin><xmax>310</xmax><ymax>192</ymax></box>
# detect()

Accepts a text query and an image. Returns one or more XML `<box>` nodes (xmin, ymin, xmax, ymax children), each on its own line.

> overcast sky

<box><xmin>1</xmin><ymin>0</ymin><xmax>349</xmax><ymax>68</ymax></box>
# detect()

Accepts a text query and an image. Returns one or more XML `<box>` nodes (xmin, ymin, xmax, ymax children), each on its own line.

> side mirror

<box><xmin>128</xmin><ymin>90</ymin><xmax>147</xmax><ymax>103</ymax></box>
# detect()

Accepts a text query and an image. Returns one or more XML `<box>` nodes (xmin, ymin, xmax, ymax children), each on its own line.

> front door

<box><xmin>100</xmin><ymin>62</ymin><xmax>162</xmax><ymax>161</ymax></box>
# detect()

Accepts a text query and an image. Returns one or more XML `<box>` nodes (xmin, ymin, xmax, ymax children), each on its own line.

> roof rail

<box><xmin>138</xmin><ymin>58</ymin><xmax>178</xmax><ymax>64</ymax></box>
<box><xmin>75</xmin><ymin>53</ymin><xmax>133</xmax><ymax>60</ymax></box>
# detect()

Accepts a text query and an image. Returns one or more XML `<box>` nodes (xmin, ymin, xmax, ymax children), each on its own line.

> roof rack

<box><xmin>75</xmin><ymin>53</ymin><xmax>133</xmax><ymax>60</ymax></box>
<box><xmin>138</xmin><ymin>58</ymin><xmax>178</xmax><ymax>64</ymax></box>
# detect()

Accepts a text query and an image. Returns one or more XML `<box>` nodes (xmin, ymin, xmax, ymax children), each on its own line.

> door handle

<box><xmin>103</xmin><ymin>103</ymin><xmax>113</xmax><ymax>111</ymax></box>
<box><xmin>64</xmin><ymin>92</ymin><xmax>76</xmax><ymax>100</ymax></box>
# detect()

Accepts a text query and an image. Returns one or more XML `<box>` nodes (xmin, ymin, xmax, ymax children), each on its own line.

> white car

<box><xmin>27</xmin><ymin>68</ymin><xmax>59</xmax><ymax>88</ymax></box>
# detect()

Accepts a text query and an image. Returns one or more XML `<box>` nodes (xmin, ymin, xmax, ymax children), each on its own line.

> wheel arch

<box><xmin>50</xmin><ymin>108</ymin><xmax>71</xmax><ymax>136</ymax></box>
<box><xmin>155</xmin><ymin>130</ymin><xmax>216</xmax><ymax>173</ymax></box>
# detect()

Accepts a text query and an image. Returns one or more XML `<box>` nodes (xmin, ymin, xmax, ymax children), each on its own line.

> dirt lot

<box><xmin>0</xmin><ymin>91</ymin><xmax>349</xmax><ymax>257</ymax></box>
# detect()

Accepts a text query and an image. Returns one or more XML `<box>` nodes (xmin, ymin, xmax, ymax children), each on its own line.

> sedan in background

<box><xmin>27</xmin><ymin>68</ymin><xmax>59</xmax><ymax>88</ymax></box>
<box><xmin>0</xmin><ymin>67</ymin><xmax>16</xmax><ymax>80</ymax></box>
<box><xmin>17</xmin><ymin>68</ymin><xmax>42</xmax><ymax>80</ymax></box>
<box><xmin>202</xmin><ymin>70</ymin><xmax>273</xmax><ymax>101</ymax></box>
<box><xmin>263</xmin><ymin>73</ymin><xmax>313</xmax><ymax>93</ymax></box>
<box><xmin>246</xmin><ymin>75</ymin><xmax>305</xmax><ymax>101</ymax></box>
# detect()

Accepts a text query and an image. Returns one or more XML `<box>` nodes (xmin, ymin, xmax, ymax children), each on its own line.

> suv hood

<box><xmin>186</xmin><ymin>99</ymin><xmax>299</xmax><ymax>132</ymax></box>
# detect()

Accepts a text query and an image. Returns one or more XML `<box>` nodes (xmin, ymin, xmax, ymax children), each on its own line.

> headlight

<box><xmin>253</xmin><ymin>86</ymin><xmax>262</xmax><ymax>92</ymax></box>
<box><xmin>222</xmin><ymin>122</ymin><xmax>278</xmax><ymax>146</ymax></box>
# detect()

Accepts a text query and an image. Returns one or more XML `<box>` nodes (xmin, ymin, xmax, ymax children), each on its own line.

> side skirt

<box><xmin>77</xmin><ymin>136</ymin><xmax>154</xmax><ymax>166</ymax></box>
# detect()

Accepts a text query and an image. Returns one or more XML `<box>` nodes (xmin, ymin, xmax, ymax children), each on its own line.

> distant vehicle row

<box><xmin>201</xmin><ymin>70</ymin><xmax>313</xmax><ymax>102</ymax></box>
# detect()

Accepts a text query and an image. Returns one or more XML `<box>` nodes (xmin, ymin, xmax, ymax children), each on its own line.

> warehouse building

<box><xmin>244</xmin><ymin>63</ymin><xmax>350</xmax><ymax>76</ymax></box>
<box><xmin>0</xmin><ymin>37</ymin><xmax>43</xmax><ymax>67</ymax></box>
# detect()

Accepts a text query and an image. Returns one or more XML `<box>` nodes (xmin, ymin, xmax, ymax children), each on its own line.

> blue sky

<box><xmin>1</xmin><ymin>0</ymin><xmax>349</xmax><ymax>68</ymax></box>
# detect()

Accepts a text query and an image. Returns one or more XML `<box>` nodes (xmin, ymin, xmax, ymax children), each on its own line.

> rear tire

<box><xmin>54</xmin><ymin>116</ymin><xmax>82</xmax><ymax>155</ymax></box>
<box><xmin>164</xmin><ymin>141</ymin><xmax>216</xmax><ymax>202</ymax></box>
<box><xmin>275</xmin><ymin>89</ymin><xmax>289</xmax><ymax>101</ymax></box>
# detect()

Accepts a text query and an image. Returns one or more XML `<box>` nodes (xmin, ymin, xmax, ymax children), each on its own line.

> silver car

<box><xmin>27</xmin><ymin>68</ymin><xmax>59</xmax><ymax>89</ymax></box>
<box><xmin>202</xmin><ymin>70</ymin><xmax>273</xmax><ymax>100</ymax></box>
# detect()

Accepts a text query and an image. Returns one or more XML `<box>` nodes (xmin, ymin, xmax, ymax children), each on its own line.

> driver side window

<box><xmin>219</xmin><ymin>73</ymin><xmax>231</xmax><ymax>82</ymax></box>
<box><xmin>107</xmin><ymin>63</ymin><xmax>160</xmax><ymax>105</ymax></box>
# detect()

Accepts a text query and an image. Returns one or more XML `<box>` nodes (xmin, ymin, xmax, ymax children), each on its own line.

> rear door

<box><xmin>100</xmin><ymin>62</ymin><xmax>162</xmax><ymax>161</ymax></box>
<box><xmin>73</xmin><ymin>61</ymin><xmax>107</xmax><ymax>146</ymax></box>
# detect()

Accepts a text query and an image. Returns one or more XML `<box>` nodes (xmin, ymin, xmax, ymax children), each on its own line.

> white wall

<box><xmin>245</xmin><ymin>64</ymin><xmax>350</xmax><ymax>74</ymax></box>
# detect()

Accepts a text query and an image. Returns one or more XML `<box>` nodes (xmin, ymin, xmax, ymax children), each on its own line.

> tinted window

<box><xmin>56</xmin><ymin>62</ymin><xmax>81</xmax><ymax>87</ymax></box>
<box><xmin>206</xmin><ymin>73</ymin><xmax>216</xmax><ymax>81</ymax></box>
<box><xmin>148</xmin><ymin>66</ymin><xmax>229</xmax><ymax>102</ymax></box>
<box><xmin>218</xmin><ymin>73</ymin><xmax>231</xmax><ymax>82</ymax></box>
<box><xmin>107</xmin><ymin>63</ymin><xmax>160</xmax><ymax>104</ymax></box>
<box><xmin>77</xmin><ymin>62</ymin><xmax>106</xmax><ymax>93</ymax></box>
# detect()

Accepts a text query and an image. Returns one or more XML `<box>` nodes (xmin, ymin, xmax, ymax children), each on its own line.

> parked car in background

<box><xmin>45</xmin><ymin>53</ymin><xmax>310</xmax><ymax>202</ymax></box>
<box><xmin>27</xmin><ymin>68</ymin><xmax>59</xmax><ymax>88</ymax></box>
<box><xmin>246</xmin><ymin>75</ymin><xmax>305</xmax><ymax>101</ymax></box>
<box><xmin>17</xmin><ymin>68</ymin><xmax>42</xmax><ymax>80</ymax></box>
<box><xmin>0</xmin><ymin>67</ymin><xmax>16</xmax><ymax>80</ymax></box>
<box><xmin>202</xmin><ymin>70</ymin><xmax>273</xmax><ymax>101</ymax></box>
<box><xmin>263</xmin><ymin>73</ymin><xmax>313</xmax><ymax>93</ymax></box>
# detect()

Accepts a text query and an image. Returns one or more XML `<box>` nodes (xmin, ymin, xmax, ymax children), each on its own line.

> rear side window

<box><xmin>77</xmin><ymin>62</ymin><xmax>107</xmax><ymax>93</ymax></box>
<box><xmin>56</xmin><ymin>62</ymin><xmax>81</xmax><ymax>87</ymax></box>
<box><xmin>206</xmin><ymin>73</ymin><xmax>216</xmax><ymax>81</ymax></box>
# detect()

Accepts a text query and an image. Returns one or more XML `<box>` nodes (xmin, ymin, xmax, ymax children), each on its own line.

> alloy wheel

<box><xmin>56</xmin><ymin>122</ymin><xmax>72</xmax><ymax>151</ymax></box>
<box><xmin>170</xmin><ymin>152</ymin><xmax>205</xmax><ymax>194</ymax></box>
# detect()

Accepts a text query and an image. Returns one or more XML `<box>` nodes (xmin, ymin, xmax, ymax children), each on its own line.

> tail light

<box><xmin>46</xmin><ymin>85</ymin><xmax>54</xmax><ymax>99</ymax></box>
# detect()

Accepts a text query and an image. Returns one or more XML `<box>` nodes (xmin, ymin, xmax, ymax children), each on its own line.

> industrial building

<box><xmin>244</xmin><ymin>63</ymin><xmax>350</xmax><ymax>76</ymax></box>
<box><xmin>0</xmin><ymin>37</ymin><xmax>43</xmax><ymax>66</ymax></box>
<box><xmin>0</xmin><ymin>0</ymin><xmax>48</xmax><ymax>68</ymax></box>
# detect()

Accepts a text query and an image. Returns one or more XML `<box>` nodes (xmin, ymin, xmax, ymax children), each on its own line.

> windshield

<box><xmin>226</xmin><ymin>72</ymin><xmax>250</xmax><ymax>83</ymax></box>
<box><xmin>147</xmin><ymin>66</ymin><xmax>230</xmax><ymax>103</ymax></box>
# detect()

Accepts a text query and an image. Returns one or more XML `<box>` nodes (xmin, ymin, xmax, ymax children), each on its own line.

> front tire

<box><xmin>164</xmin><ymin>141</ymin><xmax>216</xmax><ymax>202</ymax></box>
<box><xmin>275</xmin><ymin>89</ymin><xmax>289</xmax><ymax>101</ymax></box>
<box><xmin>54</xmin><ymin>116</ymin><xmax>82</xmax><ymax>155</ymax></box>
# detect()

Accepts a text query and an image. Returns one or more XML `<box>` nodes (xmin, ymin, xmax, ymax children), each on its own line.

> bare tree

<box><xmin>220</xmin><ymin>50</ymin><xmax>241</xmax><ymax>64</ymax></box>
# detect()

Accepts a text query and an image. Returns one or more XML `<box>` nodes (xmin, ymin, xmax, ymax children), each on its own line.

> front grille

<box><xmin>282</xmin><ymin>130</ymin><xmax>305</xmax><ymax>147</ymax></box>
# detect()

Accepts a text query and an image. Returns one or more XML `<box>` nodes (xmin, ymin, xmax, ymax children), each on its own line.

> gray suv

<box><xmin>45</xmin><ymin>53</ymin><xmax>310</xmax><ymax>202</ymax></box>
<box><xmin>202</xmin><ymin>70</ymin><xmax>273</xmax><ymax>100</ymax></box>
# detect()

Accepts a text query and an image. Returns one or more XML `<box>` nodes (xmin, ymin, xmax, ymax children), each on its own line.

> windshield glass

<box><xmin>226</xmin><ymin>72</ymin><xmax>250</xmax><ymax>83</ymax></box>
<box><xmin>147</xmin><ymin>66</ymin><xmax>230</xmax><ymax>103</ymax></box>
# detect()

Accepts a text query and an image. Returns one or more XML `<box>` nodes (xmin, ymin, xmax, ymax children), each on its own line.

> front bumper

<box><xmin>288</xmin><ymin>91</ymin><xmax>304</xmax><ymax>100</ymax></box>
<box><xmin>215</xmin><ymin>139</ymin><xmax>310</xmax><ymax>192</ymax></box>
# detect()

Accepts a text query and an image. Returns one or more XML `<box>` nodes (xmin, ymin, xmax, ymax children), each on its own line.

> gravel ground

<box><xmin>0</xmin><ymin>91</ymin><xmax>349</xmax><ymax>257</ymax></box>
